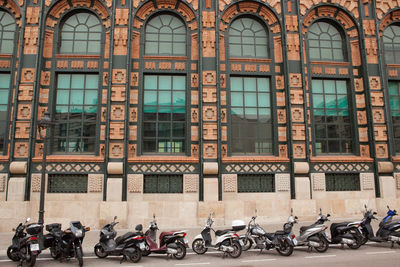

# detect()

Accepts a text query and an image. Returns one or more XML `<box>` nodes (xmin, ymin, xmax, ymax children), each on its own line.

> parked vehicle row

<box><xmin>7</xmin><ymin>206</ymin><xmax>400</xmax><ymax>266</ymax></box>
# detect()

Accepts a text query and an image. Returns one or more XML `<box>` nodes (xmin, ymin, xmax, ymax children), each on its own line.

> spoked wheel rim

<box><xmin>173</xmin><ymin>243</ymin><xmax>186</xmax><ymax>260</ymax></box>
<box><xmin>276</xmin><ymin>241</ymin><xmax>293</xmax><ymax>256</ymax></box>
<box><xmin>94</xmin><ymin>245</ymin><xmax>108</xmax><ymax>258</ymax></box>
<box><xmin>192</xmin><ymin>239</ymin><xmax>207</xmax><ymax>255</ymax></box>
<box><xmin>241</xmin><ymin>237</ymin><xmax>252</xmax><ymax>251</ymax></box>
<box><xmin>128</xmin><ymin>248</ymin><xmax>141</xmax><ymax>263</ymax></box>
<box><xmin>314</xmin><ymin>238</ymin><xmax>329</xmax><ymax>253</ymax></box>
<box><xmin>228</xmin><ymin>241</ymin><xmax>242</xmax><ymax>258</ymax></box>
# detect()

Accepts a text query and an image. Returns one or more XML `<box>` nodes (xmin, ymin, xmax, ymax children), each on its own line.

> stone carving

<box><xmin>184</xmin><ymin>174</ymin><xmax>199</xmax><ymax>193</ymax></box>
<box><xmin>223</xmin><ymin>174</ymin><xmax>237</xmax><ymax>193</ymax></box>
<box><xmin>276</xmin><ymin>173</ymin><xmax>290</xmax><ymax>192</ymax></box>
<box><xmin>31</xmin><ymin>174</ymin><xmax>41</xmax><ymax>193</ymax></box>
<box><xmin>0</xmin><ymin>173</ymin><xmax>6</xmax><ymax>192</ymax></box>
<box><xmin>24</xmin><ymin>27</ymin><xmax>38</xmax><ymax>54</ymax></box>
<box><xmin>130</xmin><ymin>164</ymin><xmax>197</xmax><ymax>173</ymax></box>
<box><xmin>204</xmin><ymin>107</ymin><xmax>217</xmax><ymax>121</ymax></box>
<box><xmin>128</xmin><ymin>174</ymin><xmax>143</xmax><ymax>193</ymax></box>
<box><xmin>311</xmin><ymin>173</ymin><xmax>325</xmax><ymax>191</ymax></box>
<box><xmin>202</xmin><ymin>30</ymin><xmax>216</xmax><ymax>57</ymax></box>
<box><xmin>395</xmin><ymin>173</ymin><xmax>400</xmax><ymax>190</ymax></box>
<box><xmin>204</xmin><ymin>144</ymin><xmax>217</xmax><ymax>158</ymax></box>
<box><xmin>361</xmin><ymin>173</ymin><xmax>374</xmax><ymax>191</ymax></box>
<box><xmin>88</xmin><ymin>174</ymin><xmax>103</xmax><ymax>193</ymax></box>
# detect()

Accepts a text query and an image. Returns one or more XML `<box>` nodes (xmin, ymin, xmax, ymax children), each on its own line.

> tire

<box><xmin>50</xmin><ymin>247</ymin><xmax>61</xmax><ymax>259</ymax></box>
<box><xmin>192</xmin><ymin>238</ymin><xmax>208</xmax><ymax>255</ymax></box>
<box><xmin>228</xmin><ymin>240</ymin><xmax>242</xmax><ymax>258</ymax></box>
<box><xmin>128</xmin><ymin>247</ymin><xmax>142</xmax><ymax>263</ymax></box>
<box><xmin>172</xmin><ymin>242</ymin><xmax>186</xmax><ymax>260</ymax></box>
<box><xmin>360</xmin><ymin>230</ymin><xmax>368</xmax><ymax>245</ymax></box>
<box><xmin>7</xmin><ymin>246</ymin><xmax>20</xmax><ymax>262</ymax></box>
<box><xmin>276</xmin><ymin>239</ymin><xmax>294</xmax><ymax>256</ymax></box>
<box><xmin>76</xmin><ymin>247</ymin><xmax>83</xmax><ymax>267</ymax></box>
<box><xmin>314</xmin><ymin>237</ymin><xmax>329</xmax><ymax>253</ymax></box>
<box><xmin>94</xmin><ymin>244</ymin><xmax>108</xmax><ymax>258</ymax></box>
<box><xmin>241</xmin><ymin>237</ymin><xmax>253</xmax><ymax>251</ymax></box>
<box><xmin>27</xmin><ymin>252</ymin><xmax>36</xmax><ymax>267</ymax></box>
<box><xmin>347</xmin><ymin>232</ymin><xmax>362</xmax><ymax>249</ymax></box>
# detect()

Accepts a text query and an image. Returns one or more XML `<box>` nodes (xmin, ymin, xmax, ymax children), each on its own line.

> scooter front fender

<box><xmin>194</xmin><ymin>234</ymin><xmax>203</xmax><ymax>240</ymax></box>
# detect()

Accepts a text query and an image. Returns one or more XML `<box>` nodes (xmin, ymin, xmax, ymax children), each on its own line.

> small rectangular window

<box><xmin>238</xmin><ymin>174</ymin><xmax>275</xmax><ymax>193</ymax></box>
<box><xmin>143</xmin><ymin>175</ymin><xmax>183</xmax><ymax>193</ymax></box>
<box><xmin>325</xmin><ymin>173</ymin><xmax>360</xmax><ymax>191</ymax></box>
<box><xmin>47</xmin><ymin>174</ymin><xmax>88</xmax><ymax>193</ymax></box>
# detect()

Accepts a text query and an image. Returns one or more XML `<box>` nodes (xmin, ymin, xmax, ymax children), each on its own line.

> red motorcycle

<box><xmin>142</xmin><ymin>214</ymin><xmax>188</xmax><ymax>259</ymax></box>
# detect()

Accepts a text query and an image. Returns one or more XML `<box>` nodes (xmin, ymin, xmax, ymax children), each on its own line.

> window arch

<box><xmin>145</xmin><ymin>14</ymin><xmax>186</xmax><ymax>56</ymax></box>
<box><xmin>59</xmin><ymin>12</ymin><xmax>102</xmax><ymax>54</ymax></box>
<box><xmin>229</xmin><ymin>17</ymin><xmax>268</xmax><ymax>58</ymax></box>
<box><xmin>0</xmin><ymin>10</ymin><xmax>15</xmax><ymax>54</ymax></box>
<box><xmin>307</xmin><ymin>21</ymin><xmax>345</xmax><ymax>62</ymax></box>
<box><xmin>383</xmin><ymin>24</ymin><xmax>400</xmax><ymax>65</ymax></box>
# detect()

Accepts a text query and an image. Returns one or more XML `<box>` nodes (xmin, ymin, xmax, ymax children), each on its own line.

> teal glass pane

<box><xmin>87</xmin><ymin>42</ymin><xmax>100</xmax><ymax>53</ymax></box>
<box><xmin>257</xmin><ymin>78</ymin><xmax>269</xmax><ymax>92</ymax></box>
<box><xmin>60</xmin><ymin>41</ymin><xmax>73</xmax><ymax>53</ymax></box>
<box><xmin>84</xmin><ymin>91</ymin><xmax>97</xmax><ymax>105</ymax></box>
<box><xmin>85</xmin><ymin>75</ymin><xmax>98</xmax><ymax>89</ymax></box>
<box><xmin>336</xmin><ymin>80</ymin><xmax>347</xmax><ymax>94</ymax></box>
<box><xmin>173</xmin><ymin>43</ymin><xmax>186</xmax><ymax>55</ymax></box>
<box><xmin>259</xmin><ymin>108</ymin><xmax>271</xmax><ymax>122</ymax></box>
<box><xmin>0</xmin><ymin>105</ymin><xmax>7</xmax><ymax>112</ymax></box>
<box><xmin>144</xmin><ymin>75</ymin><xmax>157</xmax><ymax>89</ymax></box>
<box><xmin>71</xmin><ymin>90</ymin><xmax>83</xmax><ymax>105</ymax></box>
<box><xmin>172</xmin><ymin>106</ymin><xmax>185</xmax><ymax>113</ymax></box>
<box><xmin>158</xmin><ymin>106</ymin><xmax>170</xmax><ymax>114</ymax></box>
<box><xmin>231</xmin><ymin>108</ymin><xmax>243</xmax><ymax>115</ymax></box>
<box><xmin>75</xmin><ymin>32</ymin><xmax>88</xmax><ymax>40</ymax></box>
<box><xmin>312</xmin><ymin>95</ymin><xmax>324</xmax><ymax>108</ymax></box>
<box><xmin>326</xmin><ymin>109</ymin><xmax>337</xmax><ymax>116</ymax></box>
<box><xmin>338</xmin><ymin>109</ymin><xmax>349</xmax><ymax>116</ymax></box>
<box><xmin>391</xmin><ymin>98</ymin><xmax>400</xmax><ymax>110</ymax></box>
<box><xmin>389</xmin><ymin>82</ymin><xmax>399</xmax><ymax>96</ymax></box>
<box><xmin>2</xmin><ymin>41</ymin><xmax>13</xmax><ymax>53</ymax></box>
<box><xmin>173</xmin><ymin>76</ymin><xmax>185</xmax><ymax>90</ymax></box>
<box><xmin>229</xmin><ymin>44</ymin><xmax>241</xmax><ymax>57</ymax></box>
<box><xmin>145</xmin><ymin>42</ymin><xmax>158</xmax><ymax>54</ymax></box>
<box><xmin>0</xmin><ymin>91</ymin><xmax>8</xmax><ymax>104</ymax></box>
<box><xmin>159</xmin><ymin>44</ymin><xmax>172</xmax><ymax>55</ymax></box>
<box><xmin>56</xmin><ymin>90</ymin><xmax>69</xmax><ymax>105</ymax></box>
<box><xmin>71</xmin><ymin>75</ymin><xmax>85</xmax><ymax>89</ymax></box>
<box><xmin>172</xmin><ymin>92</ymin><xmax>185</xmax><ymax>105</ymax></box>
<box><xmin>58</xmin><ymin>74</ymin><xmax>70</xmax><ymax>88</ymax></box>
<box><xmin>159</xmin><ymin>91</ymin><xmax>171</xmax><ymax>105</ymax></box>
<box><xmin>56</xmin><ymin>106</ymin><xmax>68</xmax><ymax>113</ymax></box>
<box><xmin>392</xmin><ymin>110</ymin><xmax>400</xmax><ymax>117</ymax></box>
<box><xmin>245</xmin><ymin>108</ymin><xmax>257</xmax><ymax>119</ymax></box>
<box><xmin>84</xmin><ymin>106</ymin><xmax>97</xmax><ymax>113</ymax></box>
<box><xmin>313</xmin><ymin>109</ymin><xmax>325</xmax><ymax>116</ymax></box>
<box><xmin>324</xmin><ymin>80</ymin><xmax>335</xmax><ymax>93</ymax></box>
<box><xmin>70</xmin><ymin>106</ymin><xmax>83</xmax><ymax>113</ymax></box>
<box><xmin>231</xmin><ymin>92</ymin><xmax>243</xmax><ymax>106</ymax></box>
<box><xmin>144</xmin><ymin>105</ymin><xmax>156</xmax><ymax>113</ymax></box>
<box><xmin>325</xmin><ymin>95</ymin><xmax>337</xmax><ymax>109</ymax></box>
<box><xmin>0</xmin><ymin>74</ymin><xmax>10</xmax><ymax>88</ymax></box>
<box><xmin>230</xmin><ymin>77</ymin><xmax>243</xmax><ymax>91</ymax></box>
<box><xmin>74</xmin><ymin>41</ymin><xmax>87</xmax><ymax>53</ymax></box>
<box><xmin>244</xmin><ymin>78</ymin><xmax>257</xmax><ymax>91</ymax></box>
<box><xmin>337</xmin><ymin>95</ymin><xmax>348</xmax><ymax>109</ymax></box>
<box><xmin>258</xmin><ymin>93</ymin><xmax>270</xmax><ymax>107</ymax></box>
<box><xmin>159</xmin><ymin>76</ymin><xmax>171</xmax><ymax>90</ymax></box>
<box><xmin>312</xmin><ymin>80</ymin><xmax>323</xmax><ymax>93</ymax></box>
<box><xmin>146</xmin><ymin>33</ymin><xmax>158</xmax><ymax>41</ymax></box>
<box><xmin>245</xmin><ymin>93</ymin><xmax>257</xmax><ymax>107</ymax></box>
<box><xmin>144</xmin><ymin>91</ymin><xmax>157</xmax><ymax>105</ymax></box>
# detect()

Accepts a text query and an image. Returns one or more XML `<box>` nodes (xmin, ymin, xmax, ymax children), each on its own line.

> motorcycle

<box><xmin>94</xmin><ymin>216</ymin><xmax>145</xmax><ymax>263</ymax></box>
<box><xmin>142</xmin><ymin>214</ymin><xmax>188</xmax><ymax>259</ymax></box>
<box><xmin>192</xmin><ymin>212</ymin><xmax>244</xmax><ymax>258</ymax></box>
<box><xmin>7</xmin><ymin>218</ymin><xmax>42</xmax><ymax>267</ymax></box>
<box><xmin>360</xmin><ymin>205</ymin><xmax>400</xmax><ymax>247</ymax></box>
<box><xmin>327</xmin><ymin>216</ymin><xmax>363</xmax><ymax>249</ymax></box>
<box><xmin>290</xmin><ymin>209</ymin><xmax>330</xmax><ymax>252</ymax></box>
<box><xmin>45</xmin><ymin>221</ymin><xmax>90</xmax><ymax>267</ymax></box>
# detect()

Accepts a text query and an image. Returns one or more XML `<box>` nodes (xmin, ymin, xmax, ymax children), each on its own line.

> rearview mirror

<box><xmin>153</xmin><ymin>213</ymin><xmax>155</xmax><ymax>219</ymax></box>
<box><xmin>26</xmin><ymin>218</ymin><xmax>31</xmax><ymax>222</ymax></box>
<box><xmin>295</xmin><ymin>216</ymin><xmax>298</xmax><ymax>219</ymax></box>
<box><xmin>114</xmin><ymin>216</ymin><xmax>117</xmax><ymax>220</ymax></box>
<box><xmin>135</xmin><ymin>224</ymin><xmax>143</xmax><ymax>231</ymax></box>
<box><xmin>373</xmin><ymin>212</ymin><xmax>377</xmax><ymax>215</ymax></box>
<box><xmin>327</xmin><ymin>214</ymin><xmax>331</xmax><ymax>217</ymax></box>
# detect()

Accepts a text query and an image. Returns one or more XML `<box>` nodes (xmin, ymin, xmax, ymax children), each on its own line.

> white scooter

<box><xmin>192</xmin><ymin>212</ymin><xmax>245</xmax><ymax>258</ymax></box>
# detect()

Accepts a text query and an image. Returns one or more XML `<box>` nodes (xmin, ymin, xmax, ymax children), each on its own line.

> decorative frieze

<box><xmin>275</xmin><ymin>173</ymin><xmax>290</xmax><ymax>192</ymax></box>
<box><xmin>311</xmin><ymin>173</ymin><xmax>325</xmax><ymax>191</ymax></box>
<box><xmin>312</xmin><ymin>163</ymin><xmax>372</xmax><ymax>173</ymax></box>
<box><xmin>130</xmin><ymin>164</ymin><xmax>197</xmax><ymax>174</ymax></box>
<box><xmin>88</xmin><ymin>174</ymin><xmax>103</xmax><ymax>193</ymax></box>
<box><xmin>127</xmin><ymin>174</ymin><xmax>143</xmax><ymax>193</ymax></box>
<box><xmin>223</xmin><ymin>174</ymin><xmax>237</xmax><ymax>193</ymax></box>
<box><xmin>224</xmin><ymin>163</ymin><xmax>287</xmax><ymax>174</ymax></box>
<box><xmin>184</xmin><ymin>174</ymin><xmax>199</xmax><ymax>193</ymax></box>
<box><xmin>361</xmin><ymin>173</ymin><xmax>375</xmax><ymax>191</ymax></box>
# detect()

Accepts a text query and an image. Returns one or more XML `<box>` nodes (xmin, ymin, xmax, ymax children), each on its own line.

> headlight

<box><xmin>75</xmin><ymin>229</ymin><xmax>83</xmax><ymax>238</ymax></box>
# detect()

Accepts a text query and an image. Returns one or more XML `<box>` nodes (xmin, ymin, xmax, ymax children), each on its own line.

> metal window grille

<box><xmin>238</xmin><ymin>174</ymin><xmax>275</xmax><ymax>193</ymax></box>
<box><xmin>325</xmin><ymin>173</ymin><xmax>360</xmax><ymax>191</ymax></box>
<box><xmin>143</xmin><ymin>175</ymin><xmax>183</xmax><ymax>193</ymax></box>
<box><xmin>47</xmin><ymin>174</ymin><xmax>88</xmax><ymax>193</ymax></box>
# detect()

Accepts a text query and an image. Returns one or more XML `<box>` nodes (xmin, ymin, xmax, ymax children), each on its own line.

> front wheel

<box><xmin>76</xmin><ymin>247</ymin><xmax>83</xmax><ymax>267</ymax></box>
<box><xmin>314</xmin><ymin>237</ymin><xmax>329</xmax><ymax>253</ymax></box>
<box><xmin>276</xmin><ymin>239</ymin><xmax>294</xmax><ymax>256</ymax></box>
<box><xmin>7</xmin><ymin>246</ymin><xmax>20</xmax><ymax>261</ymax></box>
<box><xmin>241</xmin><ymin>237</ymin><xmax>253</xmax><ymax>251</ymax></box>
<box><xmin>192</xmin><ymin>239</ymin><xmax>207</xmax><ymax>255</ymax></box>
<box><xmin>27</xmin><ymin>252</ymin><xmax>37</xmax><ymax>267</ymax></box>
<box><xmin>128</xmin><ymin>247</ymin><xmax>142</xmax><ymax>263</ymax></box>
<box><xmin>228</xmin><ymin>240</ymin><xmax>242</xmax><ymax>258</ymax></box>
<box><xmin>360</xmin><ymin>230</ymin><xmax>368</xmax><ymax>245</ymax></box>
<box><xmin>173</xmin><ymin>243</ymin><xmax>186</xmax><ymax>260</ymax></box>
<box><xmin>94</xmin><ymin>244</ymin><xmax>107</xmax><ymax>258</ymax></box>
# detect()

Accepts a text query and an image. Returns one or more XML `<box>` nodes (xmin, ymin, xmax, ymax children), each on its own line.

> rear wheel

<box><xmin>7</xmin><ymin>246</ymin><xmax>20</xmax><ymax>261</ymax></box>
<box><xmin>228</xmin><ymin>240</ymin><xmax>242</xmax><ymax>258</ymax></box>
<box><xmin>360</xmin><ymin>230</ymin><xmax>368</xmax><ymax>245</ymax></box>
<box><xmin>241</xmin><ymin>237</ymin><xmax>253</xmax><ymax>251</ymax></box>
<box><xmin>172</xmin><ymin>243</ymin><xmax>186</xmax><ymax>260</ymax></box>
<box><xmin>27</xmin><ymin>252</ymin><xmax>36</xmax><ymax>267</ymax></box>
<box><xmin>128</xmin><ymin>247</ymin><xmax>142</xmax><ymax>263</ymax></box>
<box><xmin>94</xmin><ymin>244</ymin><xmax>108</xmax><ymax>258</ymax></box>
<box><xmin>314</xmin><ymin>237</ymin><xmax>329</xmax><ymax>253</ymax></box>
<box><xmin>192</xmin><ymin>238</ymin><xmax>207</xmax><ymax>254</ymax></box>
<box><xmin>347</xmin><ymin>232</ymin><xmax>362</xmax><ymax>249</ymax></box>
<box><xmin>76</xmin><ymin>247</ymin><xmax>83</xmax><ymax>267</ymax></box>
<box><xmin>276</xmin><ymin>239</ymin><xmax>294</xmax><ymax>256</ymax></box>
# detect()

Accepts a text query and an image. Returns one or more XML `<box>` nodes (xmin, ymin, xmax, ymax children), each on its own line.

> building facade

<box><xmin>1</xmin><ymin>0</ymin><xmax>400</xmax><ymax>231</ymax></box>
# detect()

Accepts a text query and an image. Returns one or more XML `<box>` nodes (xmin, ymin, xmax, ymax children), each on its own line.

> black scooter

<box><xmin>94</xmin><ymin>216</ymin><xmax>145</xmax><ymax>263</ymax></box>
<box><xmin>360</xmin><ymin>205</ymin><xmax>400</xmax><ymax>247</ymax></box>
<box><xmin>7</xmin><ymin>218</ymin><xmax>42</xmax><ymax>267</ymax></box>
<box><xmin>327</xmin><ymin>217</ymin><xmax>363</xmax><ymax>249</ymax></box>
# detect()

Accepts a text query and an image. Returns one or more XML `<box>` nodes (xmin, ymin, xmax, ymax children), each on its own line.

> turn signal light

<box><xmin>233</xmin><ymin>233</ymin><xmax>239</xmax><ymax>237</ymax></box>
<box><xmin>30</xmin><ymin>236</ymin><xmax>37</xmax><ymax>241</ymax></box>
<box><xmin>132</xmin><ymin>236</ymin><xmax>145</xmax><ymax>240</ymax></box>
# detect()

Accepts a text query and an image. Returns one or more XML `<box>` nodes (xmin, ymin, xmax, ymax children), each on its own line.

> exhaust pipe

<box><xmin>220</xmin><ymin>245</ymin><xmax>234</xmax><ymax>253</ymax></box>
<box><xmin>308</xmin><ymin>241</ymin><xmax>321</xmax><ymax>247</ymax></box>
<box><xmin>389</xmin><ymin>236</ymin><xmax>400</xmax><ymax>242</ymax></box>
<box><xmin>167</xmin><ymin>248</ymin><xmax>178</xmax><ymax>254</ymax></box>
<box><xmin>341</xmin><ymin>238</ymin><xmax>355</xmax><ymax>245</ymax></box>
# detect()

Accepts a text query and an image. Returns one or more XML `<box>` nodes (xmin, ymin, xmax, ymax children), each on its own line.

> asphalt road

<box><xmin>1</xmin><ymin>242</ymin><xmax>400</xmax><ymax>267</ymax></box>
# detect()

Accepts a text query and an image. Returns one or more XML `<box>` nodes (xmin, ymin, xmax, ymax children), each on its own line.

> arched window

<box><xmin>59</xmin><ymin>12</ymin><xmax>102</xmax><ymax>54</ymax></box>
<box><xmin>383</xmin><ymin>25</ymin><xmax>400</xmax><ymax>64</ymax></box>
<box><xmin>145</xmin><ymin>14</ymin><xmax>186</xmax><ymax>56</ymax></box>
<box><xmin>229</xmin><ymin>17</ymin><xmax>268</xmax><ymax>58</ymax></box>
<box><xmin>307</xmin><ymin>21</ymin><xmax>345</xmax><ymax>61</ymax></box>
<box><xmin>0</xmin><ymin>11</ymin><xmax>15</xmax><ymax>54</ymax></box>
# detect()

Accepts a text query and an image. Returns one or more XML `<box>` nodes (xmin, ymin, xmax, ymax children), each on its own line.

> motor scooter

<box><xmin>192</xmin><ymin>212</ymin><xmax>244</xmax><ymax>258</ymax></box>
<box><xmin>360</xmin><ymin>205</ymin><xmax>400</xmax><ymax>247</ymax></box>
<box><xmin>327</xmin><ymin>216</ymin><xmax>363</xmax><ymax>249</ymax></box>
<box><xmin>94</xmin><ymin>216</ymin><xmax>145</xmax><ymax>263</ymax></box>
<box><xmin>142</xmin><ymin>214</ymin><xmax>188</xmax><ymax>259</ymax></box>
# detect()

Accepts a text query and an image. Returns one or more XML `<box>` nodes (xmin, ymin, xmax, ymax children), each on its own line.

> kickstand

<box><xmin>258</xmin><ymin>249</ymin><xmax>263</xmax><ymax>254</ymax></box>
<box><xmin>222</xmin><ymin>252</ymin><xmax>228</xmax><ymax>259</ymax></box>
<box><xmin>391</xmin><ymin>241</ymin><xmax>394</xmax><ymax>249</ymax></box>
<box><xmin>307</xmin><ymin>246</ymin><xmax>312</xmax><ymax>253</ymax></box>
<box><xmin>120</xmin><ymin>255</ymin><xmax>127</xmax><ymax>264</ymax></box>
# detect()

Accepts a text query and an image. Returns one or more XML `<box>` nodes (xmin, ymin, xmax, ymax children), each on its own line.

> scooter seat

<box><xmin>330</xmin><ymin>222</ymin><xmax>349</xmax><ymax>231</ymax></box>
<box><xmin>274</xmin><ymin>230</ymin><xmax>286</xmax><ymax>236</ymax></box>
<box><xmin>159</xmin><ymin>231</ymin><xmax>175</xmax><ymax>241</ymax></box>
<box><xmin>116</xmin><ymin>232</ymin><xmax>135</xmax><ymax>245</ymax></box>
<box><xmin>215</xmin><ymin>229</ymin><xmax>231</xmax><ymax>236</ymax></box>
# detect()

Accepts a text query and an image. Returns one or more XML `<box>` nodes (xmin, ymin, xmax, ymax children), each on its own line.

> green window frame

<box><xmin>52</xmin><ymin>73</ymin><xmax>98</xmax><ymax>154</ymax></box>
<box><xmin>230</xmin><ymin>77</ymin><xmax>273</xmax><ymax>154</ymax></box>
<box><xmin>59</xmin><ymin>12</ymin><xmax>102</xmax><ymax>54</ymax></box>
<box><xmin>388</xmin><ymin>81</ymin><xmax>400</xmax><ymax>154</ymax></box>
<box><xmin>0</xmin><ymin>73</ymin><xmax>10</xmax><ymax>153</ymax></box>
<box><xmin>143</xmin><ymin>174</ymin><xmax>183</xmax><ymax>193</ymax></box>
<box><xmin>307</xmin><ymin>21</ymin><xmax>345</xmax><ymax>62</ymax></box>
<box><xmin>238</xmin><ymin>174</ymin><xmax>275</xmax><ymax>193</ymax></box>
<box><xmin>0</xmin><ymin>11</ymin><xmax>15</xmax><ymax>54</ymax></box>
<box><xmin>311</xmin><ymin>79</ymin><xmax>353</xmax><ymax>154</ymax></box>
<box><xmin>145</xmin><ymin>14</ymin><xmax>186</xmax><ymax>56</ymax></box>
<box><xmin>383</xmin><ymin>25</ymin><xmax>400</xmax><ymax>65</ymax></box>
<box><xmin>143</xmin><ymin>75</ymin><xmax>186</xmax><ymax>154</ymax></box>
<box><xmin>325</xmin><ymin>173</ymin><xmax>360</xmax><ymax>191</ymax></box>
<box><xmin>47</xmin><ymin>174</ymin><xmax>88</xmax><ymax>193</ymax></box>
<box><xmin>229</xmin><ymin>17</ymin><xmax>268</xmax><ymax>58</ymax></box>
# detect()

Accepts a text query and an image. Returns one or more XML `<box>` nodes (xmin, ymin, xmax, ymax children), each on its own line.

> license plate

<box><xmin>138</xmin><ymin>242</ymin><xmax>145</xmax><ymax>250</ymax></box>
<box><xmin>183</xmin><ymin>238</ymin><xmax>188</xmax><ymax>244</ymax></box>
<box><xmin>30</xmin><ymin>243</ymin><xmax>39</xmax><ymax>252</ymax></box>
<box><xmin>292</xmin><ymin>238</ymin><xmax>298</xmax><ymax>246</ymax></box>
<box><xmin>239</xmin><ymin>239</ymin><xmax>244</xmax><ymax>246</ymax></box>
